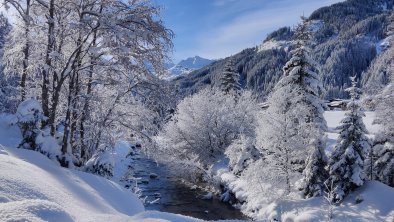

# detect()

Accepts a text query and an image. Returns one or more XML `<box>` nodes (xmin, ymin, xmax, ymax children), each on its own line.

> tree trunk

<box><xmin>42</xmin><ymin>0</ymin><xmax>55</xmax><ymax>126</ymax></box>
<box><xmin>80</xmin><ymin>48</ymin><xmax>96</xmax><ymax>162</ymax></box>
<box><xmin>20</xmin><ymin>0</ymin><xmax>30</xmax><ymax>101</ymax></box>
<box><xmin>79</xmin><ymin>3</ymin><xmax>102</xmax><ymax>162</ymax></box>
<box><xmin>60</xmin><ymin>72</ymin><xmax>75</xmax><ymax>166</ymax></box>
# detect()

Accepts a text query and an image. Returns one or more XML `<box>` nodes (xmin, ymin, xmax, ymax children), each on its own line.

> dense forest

<box><xmin>173</xmin><ymin>0</ymin><xmax>394</xmax><ymax>100</ymax></box>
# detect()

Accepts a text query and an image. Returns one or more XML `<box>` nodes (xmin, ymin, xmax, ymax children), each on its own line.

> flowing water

<box><xmin>126</xmin><ymin>153</ymin><xmax>249</xmax><ymax>221</ymax></box>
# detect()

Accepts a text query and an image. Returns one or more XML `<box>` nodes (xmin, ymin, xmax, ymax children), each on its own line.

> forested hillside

<box><xmin>173</xmin><ymin>0</ymin><xmax>394</xmax><ymax>100</ymax></box>
<box><xmin>0</xmin><ymin>0</ymin><xmax>393</xmax><ymax>221</ymax></box>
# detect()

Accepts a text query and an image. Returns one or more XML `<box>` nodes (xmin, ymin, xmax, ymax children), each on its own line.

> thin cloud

<box><xmin>194</xmin><ymin>0</ymin><xmax>343</xmax><ymax>60</ymax></box>
<box><xmin>213</xmin><ymin>0</ymin><xmax>238</xmax><ymax>7</ymax></box>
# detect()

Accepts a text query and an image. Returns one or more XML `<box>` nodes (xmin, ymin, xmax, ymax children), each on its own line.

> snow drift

<box><xmin>0</xmin><ymin>114</ymin><xmax>203</xmax><ymax>222</ymax></box>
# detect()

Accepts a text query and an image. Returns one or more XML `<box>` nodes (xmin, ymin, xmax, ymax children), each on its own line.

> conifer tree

<box><xmin>289</xmin><ymin>18</ymin><xmax>328</xmax><ymax>198</ymax></box>
<box><xmin>258</xmin><ymin>18</ymin><xmax>327</xmax><ymax>196</ymax></box>
<box><xmin>220</xmin><ymin>59</ymin><xmax>241</xmax><ymax>95</ymax></box>
<box><xmin>326</xmin><ymin>76</ymin><xmax>370</xmax><ymax>203</ymax></box>
<box><xmin>302</xmin><ymin>137</ymin><xmax>329</xmax><ymax>198</ymax></box>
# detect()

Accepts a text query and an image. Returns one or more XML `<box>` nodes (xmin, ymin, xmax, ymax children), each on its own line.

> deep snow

<box><xmin>0</xmin><ymin>113</ymin><xmax>235</xmax><ymax>222</ymax></box>
<box><xmin>0</xmin><ymin>111</ymin><xmax>393</xmax><ymax>221</ymax></box>
<box><xmin>217</xmin><ymin>111</ymin><xmax>394</xmax><ymax>221</ymax></box>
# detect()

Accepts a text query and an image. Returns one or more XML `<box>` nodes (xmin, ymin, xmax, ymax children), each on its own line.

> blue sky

<box><xmin>154</xmin><ymin>0</ymin><xmax>344</xmax><ymax>62</ymax></box>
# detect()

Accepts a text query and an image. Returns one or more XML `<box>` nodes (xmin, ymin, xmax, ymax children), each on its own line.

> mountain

<box><xmin>172</xmin><ymin>0</ymin><xmax>394</xmax><ymax>100</ymax></box>
<box><xmin>167</xmin><ymin>56</ymin><xmax>215</xmax><ymax>77</ymax></box>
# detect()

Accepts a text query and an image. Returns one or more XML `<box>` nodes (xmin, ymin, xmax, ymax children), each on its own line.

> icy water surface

<box><xmin>127</xmin><ymin>153</ymin><xmax>249</xmax><ymax>221</ymax></box>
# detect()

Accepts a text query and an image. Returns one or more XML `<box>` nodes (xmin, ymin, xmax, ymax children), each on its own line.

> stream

<box><xmin>124</xmin><ymin>153</ymin><xmax>249</xmax><ymax>221</ymax></box>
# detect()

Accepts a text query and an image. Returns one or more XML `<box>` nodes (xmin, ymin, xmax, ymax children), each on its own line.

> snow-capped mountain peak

<box><xmin>167</xmin><ymin>56</ymin><xmax>214</xmax><ymax>77</ymax></box>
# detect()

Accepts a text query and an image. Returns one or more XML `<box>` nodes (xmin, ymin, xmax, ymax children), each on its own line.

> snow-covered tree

<box><xmin>257</xmin><ymin>18</ymin><xmax>327</xmax><ymax>196</ymax></box>
<box><xmin>16</xmin><ymin>99</ymin><xmax>44</xmax><ymax>150</ymax></box>
<box><xmin>3</xmin><ymin>0</ymin><xmax>173</xmax><ymax>168</ymax></box>
<box><xmin>155</xmin><ymin>88</ymin><xmax>258</xmax><ymax>182</ymax></box>
<box><xmin>301</xmin><ymin>135</ymin><xmax>328</xmax><ymax>198</ymax></box>
<box><xmin>15</xmin><ymin>98</ymin><xmax>61</xmax><ymax>160</ymax></box>
<box><xmin>225</xmin><ymin>135</ymin><xmax>260</xmax><ymax>175</ymax></box>
<box><xmin>0</xmin><ymin>14</ymin><xmax>15</xmax><ymax>113</ymax></box>
<box><xmin>220</xmin><ymin>59</ymin><xmax>241</xmax><ymax>95</ymax></box>
<box><xmin>371</xmin><ymin>83</ymin><xmax>394</xmax><ymax>187</ymax></box>
<box><xmin>85</xmin><ymin>149</ymin><xmax>114</xmax><ymax>179</ymax></box>
<box><xmin>326</xmin><ymin>76</ymin><xmax>370</xmax><ymax>203</ymax></box>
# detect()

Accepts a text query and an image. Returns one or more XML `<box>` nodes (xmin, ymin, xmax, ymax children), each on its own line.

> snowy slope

<box><xmin>0</xmin><ymin>114</ymin><xmax>144</xmax><ymax>221</ymax></box>
<box><xmin>0</xmin><ymin>114</ymin><xmax>214</xmax><ymax>222</ymax></box>
<box><xmin>259</xmin><ymin>181</ymin><xmax>394</xmax><ymax>221</ymax></box>
<box><xmin>218</xmin><ymin>111</ymin><xmax>394</xmax><ymax>221</ymax></box>
<box><xmin>167</xmin><ymin>56</ymin><xmax>214</xmax><ymax>77</ymax></box>
<box><xmin>324</xmin><ymin>111</ymin><xmax>379</xmax><ymax>153</ymax></box>
<box><xmin>0</xmin><ymin>145</ymin><xmax>145</xmax><ymax>221</ymax></box>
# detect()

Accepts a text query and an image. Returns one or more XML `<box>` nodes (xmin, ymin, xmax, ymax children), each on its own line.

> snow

<box><xmin>376</xmin><ymin>35</ymin><xmax>394</xmax><ymax>55</ymax></box>
<box><xmin>216</xmin><ymin>111</ymin><xmax>393</xmax><ymax>221</ymax></box>
<box><xmin>0</xmin><ymin>110</ymin><xmax>392</xmax><ymax>221</ymax></box>
<box><xmin>0</xmin><ymin>115</ymin><xmax>242</xmax><ymax>222</ymax></box>
<box><xmin>112</xmin><ymin>140</ymin><xmax>134</xmax><ymax>182</ymax></box>
<box><xmin>0</xmin><ymin>144</ymin><xmax>144</xmax><ymax>221</ymax></box>
<box><xmin>324</xmin><ymin>111</ymin><xmax>380</xmax><ymax>135</ymax></box>
<box><xmin>259</xmin><ymin>181</ymin><xmax>394</xmax><ymax>222</ymax></box>
<box><xmin>133</xmin><ymin>211</ymin><xmax>203</xmax><ymax>222</ymax></box>
<box><xmin>35</xmin><ymin>129</ymin><xmax>62</xmax><ymax>160</ymax></box>
<box><xmin>16</xmin><ymin>99</ymin><xmax>43</xmax><ymax>123</ymax></box>
<box><xmin>307</xmin><ymin>20</ymin><xmax>323</xmax><ymax>33</ymax></box>
<box><xmin>165</xmin><ymin>56</ymin><xmax>214</xmax><ymax>78</ymax></box>
<box><xmin>258</xmin><ymin>40</ymin><xmax>290</xmax><ymax>52</ymax></box>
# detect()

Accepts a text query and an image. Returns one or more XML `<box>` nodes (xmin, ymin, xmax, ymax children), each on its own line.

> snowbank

<box><xmin>218</xmin><ymin>111</ymin><xmax>394</xmax><ymax>221</ymax></box>
<box><xmin>0</xmin><ymin>145</ymin><xmax>144</xmax><ymax>221</ymax></box>
<box><xmin>258</xmin><ymin>181</ymin><xmax>394</xmax><ymax>222</ymax></box>
<box><xmin>0</xmin><ymin>114</ymin><xmax>242</xmax><ymax>222</ymax></box>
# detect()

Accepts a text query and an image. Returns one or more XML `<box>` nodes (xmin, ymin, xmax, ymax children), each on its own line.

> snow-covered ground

<box><xmin>258</xmin><ymin>40</ymin><xmax>290</xmax><ymax>52</ymax></box>
<box><xmin>218</xmin><ymin>111</ymin><xmax>394</xmax><ymax>221</ymax></box>
<box><xmin>260</xmin><ymin>181</ymin><xmax>394</xmax><ymax>221</ymax></box>
<box><xmin>0</xmin><ymin>114</ymin><xmax>235</xmax><ymax>222</ymax></box>
<box><xmin>0</xmin><ymin>111</ymin><xmax>393</xmax><ymax>221</ymax></box>
<box><xmin>324</xmin><ymin>111</ymin><xmax>380</xmax><ymax>153</ymax></box>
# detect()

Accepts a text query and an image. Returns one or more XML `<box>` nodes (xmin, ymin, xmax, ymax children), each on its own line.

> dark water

<box><xmin>127</xmin><ymin>153</ymin><xmax>249</xmax><ymax>221</ymax></box>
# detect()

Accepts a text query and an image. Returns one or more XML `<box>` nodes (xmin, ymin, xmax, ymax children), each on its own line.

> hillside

<box><xmin>172</xmin><ymin>0</ymin><xmax>394</xmax><ymax>100</ymax></box>
<box><xmin>0</xmin><ymin>115</ymin><xmax>204</xmax><ymax>222</ymax></box>
<box><xmin>216</xmin><ymin>111</ymin><xmax>394</xmax><ymax>221</ymax></box>
<box><xmin>166</xmin><ymin>56</ymin><xmax>215</xmax><ymax>78</ymax></box>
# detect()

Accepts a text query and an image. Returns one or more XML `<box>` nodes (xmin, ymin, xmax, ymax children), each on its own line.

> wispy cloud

<box><xmin>188</xmin><ymin>0</ymin><xmax>343</xmax><ymax>60</ymax></box>
<box><xmin>213</xmin><ymin>0</ymin><xmax>238</xmax><ymax>7</ymax></box>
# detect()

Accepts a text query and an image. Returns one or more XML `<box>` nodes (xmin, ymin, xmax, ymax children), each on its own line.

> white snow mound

<box><xmin>0</xmin><ymin>114</ymin><xmax>212</xmax><ymax>222</ymax></box>
<box><xmin>0</xmin><ymin>145</ymin><xmax>144</xmax><ymax>221</ymax></box>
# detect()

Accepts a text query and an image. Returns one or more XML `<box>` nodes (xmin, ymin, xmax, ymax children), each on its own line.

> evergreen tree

<box><xmin>258</xmin><ymin>18</ymin><xmax>327</xmax><ymax>196</ymax></box>
<box><xmin>289</xmin><ymin>19</ymin><xmax>328</xmax><ymax>198</ymax></box>
<box><xmin>278</xmin><ymin>17</ymin><xmax>327</xmax><ymax>130</ymax></box>
<box><xmin>302</xmin><ymin>137</ymin><xmax>329</xmax><ymax>198</ymax></box>
<box><xmin>372</xmin><ymin>83</ymin><xmax>394</xmax><ymax>187</ymax></box>
<box><xmin>220</xmin><ymin>59</ymin><xmax>241</xmax><ymax>95</ymax></box>
<box><xmin>326</xmin><ymin>76</ymin><xmax>370</xmax><ymax>203</ymax></box>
